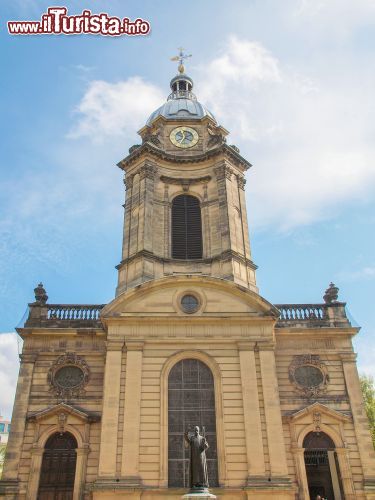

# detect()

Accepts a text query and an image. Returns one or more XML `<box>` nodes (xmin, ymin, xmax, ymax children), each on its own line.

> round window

<box><xmin>181</xmin><ymin>294</ymin><xmax>199</xmax><ymax>314</ymax></box>
<box><xmin>54</xmin><ymin>366</ymin><xmax>85</xmax><ymax>389</ymax></box>
<box><xmin>294</xmin><ymin>365</ymin><xmax>324</xmax><ymax>388</ymax></box>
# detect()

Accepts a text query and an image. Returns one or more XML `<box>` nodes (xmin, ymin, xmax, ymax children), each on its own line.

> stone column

<box><xmin>259</xmin><ymin>345</ymin><xmax>290</xmax><ymax>481</ymax></box>
<box><xmin>26</xmin><ymin>447</ymin><xmax>44</xmax><ymax>500</ymax></box>
<box><xmin>292</xmin><ymin>447</ymin><xmax>309</xmax><ymax>500</ymax></box>
<box><xmin>98</xmin><ymin>340</ymin><xmax>123</xmax><ymax>477</ymax></box>
<box><xmin>121</xmin><ymin>341</ymin><xmax>144</xmax><ymax>483</ymax></box>
<box><xmin>341</xmin><ymin>353</ymin><xmax>375</xmax><ymax>482</ymax></box>
<box><xmin>2</xmin><ymin>353</ymin><xmax>37</xmax><ymax>482</ymax></box>
<box><xmin>238</xmin><ymin>342</ymin><xmax>266</xmax><ymax>482</ymax></box>
<box><xmin>73</xmin><ymin>446</ymin><xmax>90</xmax><ymax>500</ymax></box>
<box><xmin>335</xmin><ymin>447</ymin><xmax>356</xmax><ymax>499</ymax></box>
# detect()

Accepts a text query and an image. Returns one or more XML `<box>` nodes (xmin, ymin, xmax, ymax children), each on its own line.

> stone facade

<box><xmin>1</xmin><ymin>67</ymin><xmax>375</xmax><ymax>500</ymax></box>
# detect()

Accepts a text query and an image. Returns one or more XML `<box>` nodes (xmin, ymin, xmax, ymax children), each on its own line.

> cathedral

<box><xmin>1</xmin><ymin>53</ymin><xmax>375</xmax><ymax>500</ymax></box>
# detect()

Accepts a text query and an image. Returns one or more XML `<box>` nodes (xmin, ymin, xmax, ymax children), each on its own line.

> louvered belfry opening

<box><xmin>172</xmin><ymin>195</ymin><xmax>203</xmax><ymax>259</ymax></box>
<box><xmin>38</xmin><ymin>432</ymin><xmax>77</xmax><ymax>500</ymax></box>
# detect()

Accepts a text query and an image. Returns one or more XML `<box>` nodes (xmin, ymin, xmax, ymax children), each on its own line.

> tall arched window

<box><xmin>38</xmin><ymin>432</ymin><xmax>77</xmax><ymax>499</ymax></box>
<box><xmin>172</xmin><ymin>195</ymin><xmax>203</xmax><ymax>259</ymax></box>
<box><xmin>168</xmin><ymin>358</ymin><xmax>218</xmax><ymax>487</ymax></box>
<box><xmin>304</xmin><ymin>431</ymin><xmax>343</xmax><ymax>499</ymax></box>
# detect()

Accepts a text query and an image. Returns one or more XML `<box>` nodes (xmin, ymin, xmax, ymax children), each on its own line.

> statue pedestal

<box><xmin>182</xmin><ymin>490</ymin><xmax>216</xmax><ymax>499</ymax></box>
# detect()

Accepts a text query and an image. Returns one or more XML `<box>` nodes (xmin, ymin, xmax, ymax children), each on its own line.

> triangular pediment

<box><xmin>101</xmin><ymin>275</ymin><xmax>278</xmax><ymax>320</ymax></box>
<box><xmin>27</xmin><ymin>402</ymin><xmax>100</xmax><ymax>423</ymax></box>
<box><xmin>285</xmin><ymin>402</ymin><xmax>351</xmax><ymax>423</ymax></box>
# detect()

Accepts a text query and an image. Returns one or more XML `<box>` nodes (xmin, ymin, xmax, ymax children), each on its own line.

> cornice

<box><xmin>117</xmin><ymin>142</ymin><xmax>252</xmax><ymax>171</ymax></box>
<box><xmin>116</xmin><ymin>248</ymin><xmax>258</xmax><ymax>271</ymax></box>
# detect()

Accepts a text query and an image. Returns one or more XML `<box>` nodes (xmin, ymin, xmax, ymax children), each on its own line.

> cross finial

<box><xmin>170</xmin><ymin>47</ymin><xmax>192</xmax><ymax>74</ymax></box>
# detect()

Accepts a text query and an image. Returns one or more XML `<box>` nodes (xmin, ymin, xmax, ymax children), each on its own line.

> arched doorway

<box><xmin>304</xmin><ymin>431</ymin><xmax>342</xmax><ymax>499</ymax></box>
<box><xmin>38</xmin><ymin>432</ymin><xmax>77</xmax><ymax>499</ymax></box>
<box><xmin>168</xmin><ymin>358</ymin><xmax>218</xmax><ymax>487</ymax></box>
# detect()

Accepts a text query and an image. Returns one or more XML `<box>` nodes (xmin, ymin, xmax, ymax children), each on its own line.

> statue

<box><xmin>184</xmin><ymin>426</ymin><xmax>209</xmax><ymax>489</ymax></box>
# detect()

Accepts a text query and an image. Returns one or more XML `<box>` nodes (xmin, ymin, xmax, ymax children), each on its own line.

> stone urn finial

<box><xmin>34</xmin><ymin>282</ymin><xmax>48</xmax><ymax>305</ymax></box>
<box><xmin>323</xmin><ymin>282</ymin><xmax>339</xmax><ymax>304</ymax></box>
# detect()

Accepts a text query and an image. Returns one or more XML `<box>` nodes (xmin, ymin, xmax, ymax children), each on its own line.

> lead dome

<box><xmin>145</xmin><ymin>72</ymin><xmax>216</xmax><ymax>126</ymax></box>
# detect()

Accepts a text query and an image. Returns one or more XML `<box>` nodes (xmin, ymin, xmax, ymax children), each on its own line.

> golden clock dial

<box><xmin>170</xmin><ymin>126</ymin><xmax>199</xmax><ymax>148</ymax></box>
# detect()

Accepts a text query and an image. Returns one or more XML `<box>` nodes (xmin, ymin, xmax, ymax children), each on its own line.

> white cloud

<box><xmin>0</xmin><ymin>333</ymin><xmax>20</xmax><ymax>419</ymax></box>
<box><xmin>68</xmin><ymin>77</ymin><xmax>164</xmax><ymax>143</ymax></box>
<box><xmin>294</xmin><ymin>0</ymin><xmax>375</xmax><ymax>34</ymax></box>
<box><xmin>196</xmin><ymin>36</ymin><xmax>375</xmax><ymax>229</ymax></box>
<box><xmin>338</xmin><ymin>266</ymin><xmax>375</xmax><ymax>282</ymax></box>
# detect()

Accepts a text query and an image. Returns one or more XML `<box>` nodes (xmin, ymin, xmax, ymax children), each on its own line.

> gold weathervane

<box><xmin>170</xmin><ymin>47</ymin><xmax>192</xmax><ymax>74</ymax></box>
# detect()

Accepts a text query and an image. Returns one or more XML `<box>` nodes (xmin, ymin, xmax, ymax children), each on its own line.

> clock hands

<box><xmin>178</xmin><ymin>130</ymin><xmax>186</xmax><ymax>144</ymax></box>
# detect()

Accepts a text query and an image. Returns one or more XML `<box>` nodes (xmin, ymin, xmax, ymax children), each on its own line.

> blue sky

<box><xmin>1</xmin><ymin>0</ymin><xmax>375</xmax><ymax>418</ymax></box>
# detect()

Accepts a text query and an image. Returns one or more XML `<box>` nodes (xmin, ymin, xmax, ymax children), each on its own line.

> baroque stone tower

<box><xmin>1</xmin><ymin>55</ymin><xmax>375</xmax><ymax>500</ymax></box>
<box><xmin>116</xmin><ymin>67</ymin><xmax>257</xmax><ymax>295</ymax></box>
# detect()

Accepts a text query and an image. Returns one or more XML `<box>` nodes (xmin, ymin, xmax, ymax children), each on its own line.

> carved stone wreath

<box><xmin>289</xmin><ymin>354</ymin><xmax>329</xmax><ymax>398</ymax></box>
<box><xmin>48</xmin><ymin>352</ymin><xmax>90</xmax><ymax>399</ymax></box>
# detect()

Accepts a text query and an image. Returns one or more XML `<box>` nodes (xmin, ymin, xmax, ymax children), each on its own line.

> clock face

<box><xmin>170</xmin><ymin>126</ymin><xmax>199</xmax><ymax>148</ymax></box>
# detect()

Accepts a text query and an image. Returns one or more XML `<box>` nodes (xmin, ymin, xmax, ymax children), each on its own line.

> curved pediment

<box><xmin>101</xmin><ymin>275</ymin><xmax>278</xmax><ymax>320</ymax></box>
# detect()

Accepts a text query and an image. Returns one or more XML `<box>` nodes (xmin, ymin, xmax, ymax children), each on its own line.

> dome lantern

<box><xmin>145</xmin><ymin>48</ymin><xmax>216</xmax><ymax>126</ymax></box>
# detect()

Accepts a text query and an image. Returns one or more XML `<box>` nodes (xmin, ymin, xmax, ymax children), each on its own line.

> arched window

<box><xmin>168</xmin><ymin>358</ymin><xmax>218</xmax><ymax>487</ymax></box>
<box><xmin>38</xmin><ymin>432</ymin><xmax>77</xmax><ymax>499</ymax></box>
<box><xmin>172</xmin><ymin>195</ymin><xmax>203</xmax><ymax>259</ymax></box>
<box><xmin>303</xmin><ymin>432</ymin><xmax>342</xmax><ymax>499</ymax></box>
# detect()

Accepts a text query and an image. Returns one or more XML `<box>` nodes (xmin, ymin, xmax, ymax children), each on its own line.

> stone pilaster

<box><xmin>335</xmin><ymin>447</ymin><xmax>356</xmax><ymax>499</ymax></box>
<box><xmin>258</xmin><ymin>345</ymin><xmax>290</xmax><ymax>481</ymax></box>
<box><xmin>292</xmin><ymin>447</ymin><xmax>309</xmax><ymax>500</ymax></box>
<box><xmin>98</xmin><ymin>340</ymin><xmax>123</xmax><ymax>477</ymax></box>
<box><xmin>340</xmin><ymin>353</ymin><xmax>375</xmax><ymax>485</ymax></box>
<box><xmin>26</xmin><ymin>447</ymin><xmax>44</xmax><ymax>500</ymax></box>
<box><xmin>214</xmin><ymin>162</ymin><xmax>233</xmax><ymax>254</ymax></box>
<box><xmin>236</xmin><ymin>175</ymin><xmax>252</xmax><ymax>261</ymax></box>
<box><xmin>139</xmin><ymin>163</ymin><xmax>157</xmax><ymax>254</ymax></box>
<box><xmin>73</xmin><ymin>446</ymin><xmax>90</xmax><ymax>500</ymax></box>
<box><xmin>238</xmin><ymin>342</ymin><xmax>266</xmax><ymax>482</ymax></box>
<box><xmin>121</xmin><ymin>341</ymin><xmax>144</xmax><ymax>483</ymax></box>
<box><xmin>2</xmin><ymin>353</ymin><xmax>37</xmax><ymax>484</ymax></box>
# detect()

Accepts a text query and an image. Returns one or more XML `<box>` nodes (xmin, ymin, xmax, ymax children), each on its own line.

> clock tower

<box><xmin>116</xmin><ymin>63</ymin><xmax>258</xmax><ymax>295</ymax></box>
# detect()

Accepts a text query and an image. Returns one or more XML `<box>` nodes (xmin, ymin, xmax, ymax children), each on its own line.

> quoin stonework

<box><xmin>1</xmin><ymin>54</ymin><xmax>375</xmax><ymax>500</ymax></box>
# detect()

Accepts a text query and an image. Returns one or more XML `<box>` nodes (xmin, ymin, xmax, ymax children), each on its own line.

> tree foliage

<box><xmin>360</xmin><ymin>374</ymin><xmax>375</xmax><ymax>449</ymax></box>
<box><xmin>0</xmin><ymin>445</ymin><xmax>5</xmax><ymax>478</ymax></box>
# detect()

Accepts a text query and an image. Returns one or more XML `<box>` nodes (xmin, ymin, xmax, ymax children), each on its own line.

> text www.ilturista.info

<box><xmin>7</xmin><ymin>7</ymin><xmax>151</xmax><ymax>36</ymax></box>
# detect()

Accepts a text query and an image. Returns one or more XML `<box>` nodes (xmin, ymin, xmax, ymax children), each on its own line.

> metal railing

<box><xmin>167</xmin><ymin>89</ymin><xmax>197</xmax><ymax>101</ymax></box>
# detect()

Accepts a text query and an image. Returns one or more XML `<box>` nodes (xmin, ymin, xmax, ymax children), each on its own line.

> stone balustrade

<box><xmin>24</xmin><ymin>304</ymin><xmax>105</xmax><ymax>328</ymax></box>
<box><xmin>275</xmin><ymin>302</ymin><xmax>350</xmax><ymax>328</ymax></box>
<box><xmin>20</xmin><ymin>301</ymin><xmax>350</xmax><ymax>329</ymax></box>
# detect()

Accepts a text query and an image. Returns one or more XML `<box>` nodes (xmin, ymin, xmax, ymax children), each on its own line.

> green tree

<box><xmin>0</xmin><ymin>445</ymin><xmax>6</xmax><ymax>478</ymax></box>
<box><xmin>360</xmin><ymin>374</ymin><xmax>375</xmax><ymax>449</ymax></box>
